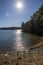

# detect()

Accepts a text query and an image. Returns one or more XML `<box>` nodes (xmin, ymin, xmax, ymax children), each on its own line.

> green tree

<box><xmin>21</xmin><ymin>5</ymin><xmax>43</xmax><ymax>35</ymax></box>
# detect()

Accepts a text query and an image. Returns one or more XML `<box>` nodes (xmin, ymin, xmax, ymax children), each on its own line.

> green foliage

<box><xmin>21</xmin><ymin>5</ymin><xmax>43</xmax><ymax>35</ymax></box>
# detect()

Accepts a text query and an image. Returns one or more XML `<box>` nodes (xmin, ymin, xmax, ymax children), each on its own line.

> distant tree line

<box><xmin>0</xmin><ymin>27</ymin><xmax>21</xmax><ymax>30</ymax></box>
<box><xmin>21</xmin><ymin>5</ymin><xmax>43</xmax><ymax>35</ymax></box>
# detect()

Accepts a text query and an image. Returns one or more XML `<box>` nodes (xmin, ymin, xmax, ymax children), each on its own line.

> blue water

<box><xmin>0</xmin><ymin>30</ymin><xmax>39</xmax><ymax>51</ymax></box>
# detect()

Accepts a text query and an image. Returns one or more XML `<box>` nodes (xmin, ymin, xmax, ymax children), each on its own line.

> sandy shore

<box><xmin>0</xmin><ymin>46</ymin><xmax>43</xmax><ymax>65</ymax></box>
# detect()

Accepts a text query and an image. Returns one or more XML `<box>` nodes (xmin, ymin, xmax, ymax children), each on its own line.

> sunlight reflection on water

<box><xmin>0</xmin><ymin>30</ymin><xmax>40</xmax><ymax>51</ymax></box>
<box><xmin>13</xmin><ymin>30</ymin><xmax>25</xmax><ymax>51</ymax></box>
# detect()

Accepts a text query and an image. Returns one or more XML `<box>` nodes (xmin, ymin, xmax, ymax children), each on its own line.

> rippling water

<box><xmin>0</xmin><ymin>30</ymin><xmax>40</xmax><ymax>51</ymax></box>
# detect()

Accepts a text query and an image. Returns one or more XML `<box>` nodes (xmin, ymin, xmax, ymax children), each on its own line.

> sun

<box><xmin>16</xmin><ymin>1</ymin><xmax>23</xmax><ymax>9</ymax></box>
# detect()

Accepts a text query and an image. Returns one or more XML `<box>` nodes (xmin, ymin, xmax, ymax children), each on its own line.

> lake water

<box><xmin>0</xmin><ymin>30</ymin><xmax>40</xmax><ymax>51</ymax></box>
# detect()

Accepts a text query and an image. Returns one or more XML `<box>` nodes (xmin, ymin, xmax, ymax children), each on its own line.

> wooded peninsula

<box><xmin>21</xmin><ymin>5</ymin><xmax>43</xmax><ymax>36</ymax></box>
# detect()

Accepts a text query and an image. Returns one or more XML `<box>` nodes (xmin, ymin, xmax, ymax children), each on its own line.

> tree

<box><xmin>21</xmin><ymin>5</ymin><xmax>43</xmax><ymax>35</ymax></box>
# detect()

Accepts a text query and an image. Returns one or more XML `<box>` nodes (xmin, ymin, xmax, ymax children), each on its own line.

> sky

<box><xmin>0</xmin><ymin>0</ymin><xmax>43</xmax><ymax>27</ymax></box>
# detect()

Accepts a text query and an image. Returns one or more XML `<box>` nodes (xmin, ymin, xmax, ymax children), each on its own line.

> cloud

<box><xmin>5</xmin><ymin>12</ymin><xmax>9</xmax><ymax>16</ymax></box>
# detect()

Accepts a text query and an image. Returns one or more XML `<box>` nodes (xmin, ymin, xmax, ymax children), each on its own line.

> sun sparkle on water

<box><xmin>13</xmin><ymin>30</ymin><xmax>25</xmax><ymax>51</ymax></box>
<box><xmin>16</xmin><ymin>30</ymin><xmax>22</xmax><ymax>34</ymax></box>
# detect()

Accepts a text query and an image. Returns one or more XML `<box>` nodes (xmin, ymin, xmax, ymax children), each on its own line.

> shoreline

<box><xmin>0</xmin><ymin>46</ymin><xmax>43</xmax><ymax>53</ymax></box>
<box><xmin>0</xmin><ymin>46</ymin><xmax>43</xmax><ymax>65</ymax></box>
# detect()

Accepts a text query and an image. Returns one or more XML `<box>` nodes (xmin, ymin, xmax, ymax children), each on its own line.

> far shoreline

<box><xmin>0</xmin><ymin>27</ymin><xmax>21</xmax><ymax>30</ymax></box>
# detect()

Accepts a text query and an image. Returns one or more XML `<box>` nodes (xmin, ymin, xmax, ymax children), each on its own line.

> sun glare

<box><xmin>16</xmin><ymin>30</ymin><xmax>21</xmax><ymax>34</ymax></box>
<box><xmin>16</xmin><ymin>1</ymin><xmax>23</xmax><ymax>9</ymax></box>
